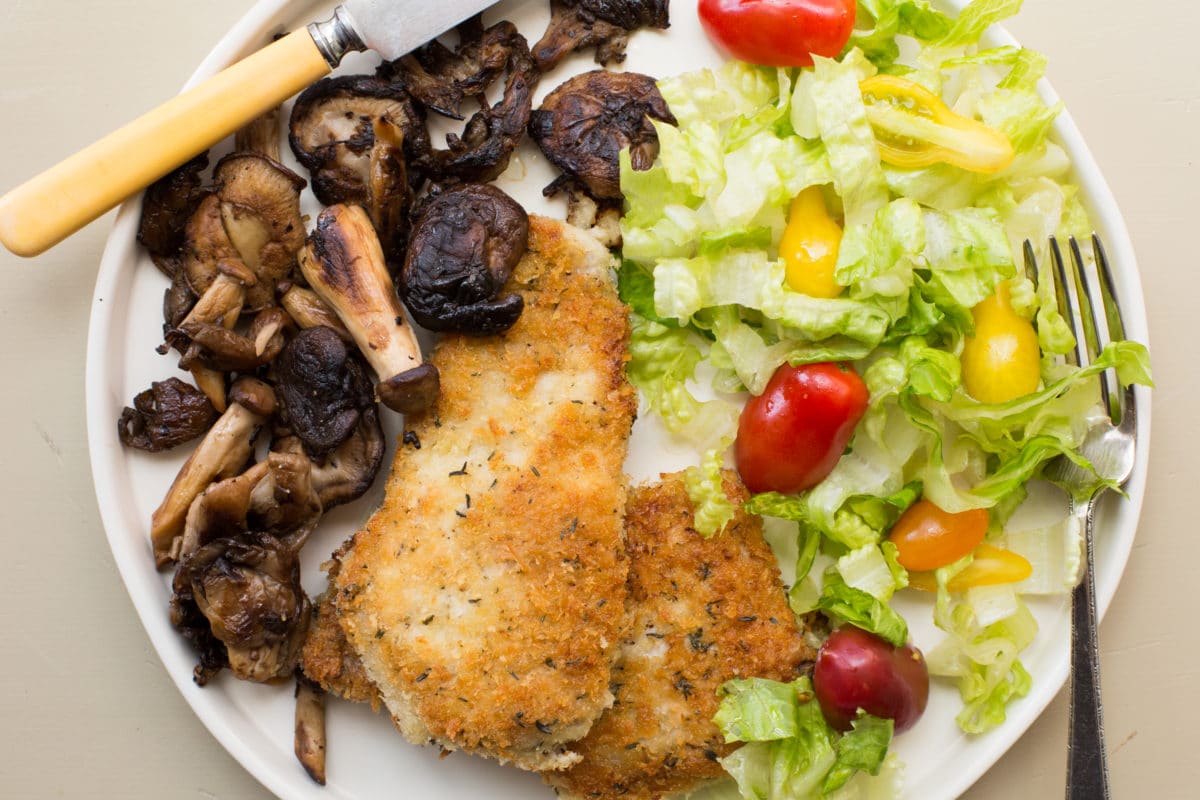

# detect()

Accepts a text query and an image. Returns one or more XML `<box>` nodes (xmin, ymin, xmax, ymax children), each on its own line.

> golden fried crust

<box><xmin>546</xmin><ymin>472</ymin><xmax>814</xmax><ymax>800</ymax></box>
<box><xmin>301</xmin><ymin>592</ymin><xmax>381</xmax><ymax>709</ymax></box>
<box><xmin>333</xmin><ymin>217</ymin><xmax>637</xmax><ymax>771</ymax></box>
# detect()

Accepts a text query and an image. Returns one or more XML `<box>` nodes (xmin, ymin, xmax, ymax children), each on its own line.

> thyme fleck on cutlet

<box><xmin>559</xmin><ymin>517</ymin><xmax>579</xmax><ymax>539</ymax></box>
<box><xmin>449</xmin><ymin>462</ymin><xmax>468</xmax><ymax>476</ymax></box>
<box><xmin>686</xmin><ymin>628</ymin><xmax>713</xmax><ymax>653</ymax></box>
<box><xmin>403</xmin><ymin>431</ymin><xmax>421</xmax><ymax>449</ymax></box>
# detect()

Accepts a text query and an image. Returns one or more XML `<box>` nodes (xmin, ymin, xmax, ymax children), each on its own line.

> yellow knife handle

<box><xmin>0</xmin><ymin>29</ymin><xmax>332</xmax><ymax>258</ymax></box>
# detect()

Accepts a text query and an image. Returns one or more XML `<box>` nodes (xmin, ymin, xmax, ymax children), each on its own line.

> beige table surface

<box><xmin>1</xmin><ymin>1</ymin><xmax>1194</xmax><ymax>798</ymax></box>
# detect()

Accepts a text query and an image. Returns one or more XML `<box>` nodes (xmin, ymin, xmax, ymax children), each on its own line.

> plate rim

<box><xmin>83</xmin><ymin>2</ymin><xmax>1153</xmax><ymax>799</ymax></box>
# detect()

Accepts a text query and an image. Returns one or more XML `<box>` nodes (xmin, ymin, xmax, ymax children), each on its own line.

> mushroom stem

<box><xmin>190</xmin><ymin>366</ymin><xmax>228</xmax><ymax>413</ymax></box>
<box><xmin>150</xmin><ymin>378</ymin><xmax>276</xmax><ymax>568</ymax></box>
<box><xmin>295</xmin><ymin>675</ymin><xmax>328</xmax><ymax>786</ymax></box>
<box><xmin>235</xmin><ymin>108</ymin><xmax>282</xmax><ymax>162</ymax></box>
<box><xmin>298</xmin><ymin>204</ymin><xmax>439</xmax><ymax>415</ymax></box>
<box><xmin>180</xmin><ymin>271</ymin><xmax>247</xmax><ymax>331</ymax></box>
<box><xmin>279</xmin><ymin>285</ymin><xmax>351</xmax><ymax>339</ymax></box>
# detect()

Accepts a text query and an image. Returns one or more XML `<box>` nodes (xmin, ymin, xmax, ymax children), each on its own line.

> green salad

<box><xmin>617</xmin><ymin>0</ymin><xmax>1152</xmax><ymax>796</ymax></box>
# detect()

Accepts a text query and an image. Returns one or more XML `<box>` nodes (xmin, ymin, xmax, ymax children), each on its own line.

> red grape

<box><xmin>812</xmin><ymin>626</ymin><xmax>930</xmax><ymax>733</ymax></box>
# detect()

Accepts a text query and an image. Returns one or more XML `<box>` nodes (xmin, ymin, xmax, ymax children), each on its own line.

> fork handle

<box><xmin>1066</xmin><ymin>498</ymin><xmax>1111</xmax><ymax>800</ymax></box>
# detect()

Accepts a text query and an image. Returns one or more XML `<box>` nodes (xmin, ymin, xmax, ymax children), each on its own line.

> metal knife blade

<box><xmin>341</xmin><ymin>0</ymin><xmax>498</xmax><ymax>62</ymax></box>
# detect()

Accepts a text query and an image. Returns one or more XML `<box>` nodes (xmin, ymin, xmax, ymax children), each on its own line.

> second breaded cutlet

<box><xmin>544</xmin><ymin>472</ymin><xmax>814</xmax><ymax>800</ymax></box>
<box><xmin>332</xmin><ymin>217</ymin><xmax>638</xmax><ymax>771</ymax></box>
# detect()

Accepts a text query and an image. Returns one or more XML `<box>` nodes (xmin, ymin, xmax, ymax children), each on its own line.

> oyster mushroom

<box><xmin>275</xmin><ymin>326</ymin><xmax>376</xmax><ymax>460</ymax></box>
<box><xmin>298</xmin><ymin>204</ymin><xmax>439</xmax><ymax>415</ymax></box>
<box><xmin>382</xmin><ymin>16</ymin><xmax>514</xmax><ymax>120</ymax></box>
<box><xmin>150</xmin><ymin>377</ymin><xmax>276</xmax><ymax>568</ymax></box>
<box><xmin>528</xmin><ymin>70</ymin><xmax>676</xmax><ymax>201</ymax></box>
<box><xmin>137</xmin><ymin>152</ymin><xmax>211</xmax><ymax>277</ymax></box>
<box><xmin>278</xmin><ymin>284</ymin><xmax>351</xmax><ymax>340</ymax></box>
<box><xmin>288</xmin><ymin>75</ymin><xmax>428</xmax><ymax>259</ymax></box>
<box><xmin>424</xmin><ymin>21</ymin><xmax>540</xmax><ymax>183</ymax></box>
<box><xmin>400</xmin><ymin>183</ymin><xmax>528</xmax><ymax>334</ymax></box>
<box><xmin>170</xmin><ymin>530</ymin><xmax>311</xmax><ymax>685</ymax></box>
<box><xmin>118</xmin><ymin>377</ymin><xmax>218</xmax><ymax>453</ymax></box>
<box><xmin>178</xmin><ymin>450</ymin><xmax>324</xmax><ymax>560</ymax></box>
<box><xmin>532</xmin><ymin>0</ymin><xmax>671</xmax><ymax>72</ymax></box>
<box><xmin>207</xmin><ymin>152</ymin><xmax>307</xmax><ymax>312</ymax></box>
<box><xmin>272</xmin><ymin>406</ymin><xmax>384</xmax><ymax>511</ymax></box>
<box><xmin>235</xmin><ymin>108</ymin><xmax>283</xmax><ymax>163</ymax></box>
<box><xmin>178</xmin><ymin>305</ymin><xmax>289</xmax><ymax>373</ymax></box>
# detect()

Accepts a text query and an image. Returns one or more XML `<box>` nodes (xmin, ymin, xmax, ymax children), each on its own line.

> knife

<box><xmin>0</xmin><ymin>0</ymin><xmax>495</xmax><ymax>258</ymax></box>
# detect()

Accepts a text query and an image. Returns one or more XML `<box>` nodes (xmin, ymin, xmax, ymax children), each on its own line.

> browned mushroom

<box><xmin>209</xmin><ymin>153</ymin><xmax>307</xmax><ymax>311</ymax></box>
<box><xmin>178</xmin><ymin>306</ymin><xmax>288</xmax><ymax>373</ymax></box>
<box><xmin>176</xmin><ymin>196</ymin><xmax>250</xmax><ymax>333</ymax></box>
<box><xmin>288</xmin><ymin>75</ymin><xmax>428</xmax><ymax>259</ymax></box>
<box><xmin>118</xmin><ymin>377</ymin><xmax>218</xmax><ymax>452</ymax></box>
<box><xmin>272</xmin><ymin>408</ymin><xmax>384</xmax><ymax>511</ymax></box>
<box><xmin>150</xmin><ymin>377</ymin><xmax>276</xmax><ymax>568</ymax></box>
<box><xmin>275</xmin><ymin>326</ymin><xmax>376</xmax><ymax>460</ymax></box>
<box><xmin>531</xmin><ymin>0</ymin><xmax>671</xmax><ymax>72</ymax></box>
<box><xmin>278</xmin><ymin>284</ymin><xmax>351</xmax><ymax>339</ymax></box>
<box><xmin>421</xmin><ymin>21</ymin><xmax>539</xmax><ymax>183</ymax></box>
<box><xmin>298</xmin><ymin>204</ymin><xmax>439</xmax><ymax>415</ymax></box>
<box><xmin>235</xmin><ymin>108</ymin><xmax>283</xmax><ymax>162</ymax></box>
<box><xmin>137</xmin><ymin>152</ymin><xmax>211</xmax><ymax>277</ymax></box>
<box><xmin>528</xmin><ymin>70</ymin><xmax>676</xmax><ymax>201</ymax></box>
<box><xmin>170</xmin><ymin>530</ymin><xmax>311</xmax><ymax>685</ymax></box>
<box><xmin>178</xmin><ymin>450</ymin><xmax>324</xmax><ymax>560</ymax></box>
<box><xmin>400</xmin><ymin>183</ymin><xmax>528</xmax><ymax>334</ymax></box>
<box><xmin>295</xmin><ymin>675</ymin><xmax>327</xmax><ymax>785</ymax></box>
<box><xmin>382</xmin><ymin>15</ymin><xmax>514</xmax><ymax>120</ymax></box>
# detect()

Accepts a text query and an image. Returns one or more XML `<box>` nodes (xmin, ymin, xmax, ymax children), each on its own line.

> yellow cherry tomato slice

<box><xmin>961</xmin><ymin>283</ymin><xmax>1041</xmax><ymax>403</ymax></box>
<box><xmin>907</xmin><ymin>543</ymin><xmax>1034</xmax><ymax>592</ymax></box>
<box><xmin>860</xmin><ymin>75</ymin><xmax>1015</xmax><ymax>174</ymax></box>
<box><xmin>781</xmin><ymin>187</ymin><xmax>843</xmax><ymax>299</ymax></box>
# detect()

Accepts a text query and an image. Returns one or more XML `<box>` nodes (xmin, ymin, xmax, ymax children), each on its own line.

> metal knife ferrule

<box><xmin>308</xmin><ymin>5</ymin><xmax>367</xmax><ymax>68</ymax></box>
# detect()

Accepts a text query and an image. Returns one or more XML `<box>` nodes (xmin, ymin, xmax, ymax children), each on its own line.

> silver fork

<box><xmin>1031</xmin><ymin>235</ymin><xmax>1138</xmax><ymax>800</ymax></box>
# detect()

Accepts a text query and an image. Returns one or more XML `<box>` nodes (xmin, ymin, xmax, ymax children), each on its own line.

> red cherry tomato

<box><xmin>734</xmin><ymin>362</ymin><xmax>868</xmax><ymax>495</ymax></box>
<box><xmin>698</xmin><ymin>0</ymin><xmax>857</xmax><ymax>67</ymax></box>
<box><xmin>887</xmin><ymin>499</ymin><xmax>989</xmax><ymax>573</ymax></box>
<box><xmin>813</xmin><ymin>626</ymin><xmax>930</xmax><ymax>733</ymax></box>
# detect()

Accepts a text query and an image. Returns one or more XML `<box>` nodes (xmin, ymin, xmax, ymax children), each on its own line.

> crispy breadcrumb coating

<box><xmin>545</xmin><ymin>472</ymin><xmax>814</xmax><ymax>800</ymax></box>
<box><xmin>332</xmin><ymin>216</ymin><xmax>637</xmax><ymax>771</ymax></box>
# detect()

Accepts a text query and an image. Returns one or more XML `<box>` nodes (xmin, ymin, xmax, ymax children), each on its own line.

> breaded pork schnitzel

<box><xmin>545</xmin><ymin>472</ymin><xmax>814</xmax><ymax>800</ymax></box>
<box><xmin>331</xmin><ymin>216</ymin><xmax>637</xmax><ymax>771</ymax></box>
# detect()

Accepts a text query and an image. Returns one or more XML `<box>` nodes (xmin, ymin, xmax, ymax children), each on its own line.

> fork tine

<box><xmin>1022</xmin><ymin>239</ymin><xmax>1039</xmax><ymax>286</ymax></box>
<box><xmin>1091</xmin><ymin>234</ymin><xmax>1127</xmax><ymax>343</ymax></box>
<box><xmin>1049</xmin><ymin>236</ymin><xmax>1087</xmax><ymax>369</ymax></box>
<box><xmin>1091</xmin><ymin>234</ymin><xmax>1137</xmax><ymax>428</ymax></box>
<box><xmin>1068</xmin><ymin>236</ymin><xmax>1113</xmax><ymax>416</ymax></box>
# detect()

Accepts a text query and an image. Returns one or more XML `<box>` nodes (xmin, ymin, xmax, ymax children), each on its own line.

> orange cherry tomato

<box><xmin>886</xmin><ymin>499</ymin><xmax>988</xmax><ymax>572</ymax></box>
<box><xmin>907</xmin><ymin>543</ymin><xmax>1033</xmax><ymax>592</ymax></box>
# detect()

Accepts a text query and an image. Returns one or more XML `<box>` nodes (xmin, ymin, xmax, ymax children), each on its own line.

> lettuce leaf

<box><xmin>716</xmin><ymin>678</ymin><xmax>895</xmax><ymax>799</ymax></box>
<box><xmin>817</xmin><ymin>570</ymin><xmax>909</xmax><ymax>647</ymax></box>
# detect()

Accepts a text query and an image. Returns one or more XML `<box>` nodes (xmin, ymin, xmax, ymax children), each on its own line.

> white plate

<box><xmin>85</xmin><ymin>1</ymin><xmax>1152</xmax><ymax>798</ymax></box>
